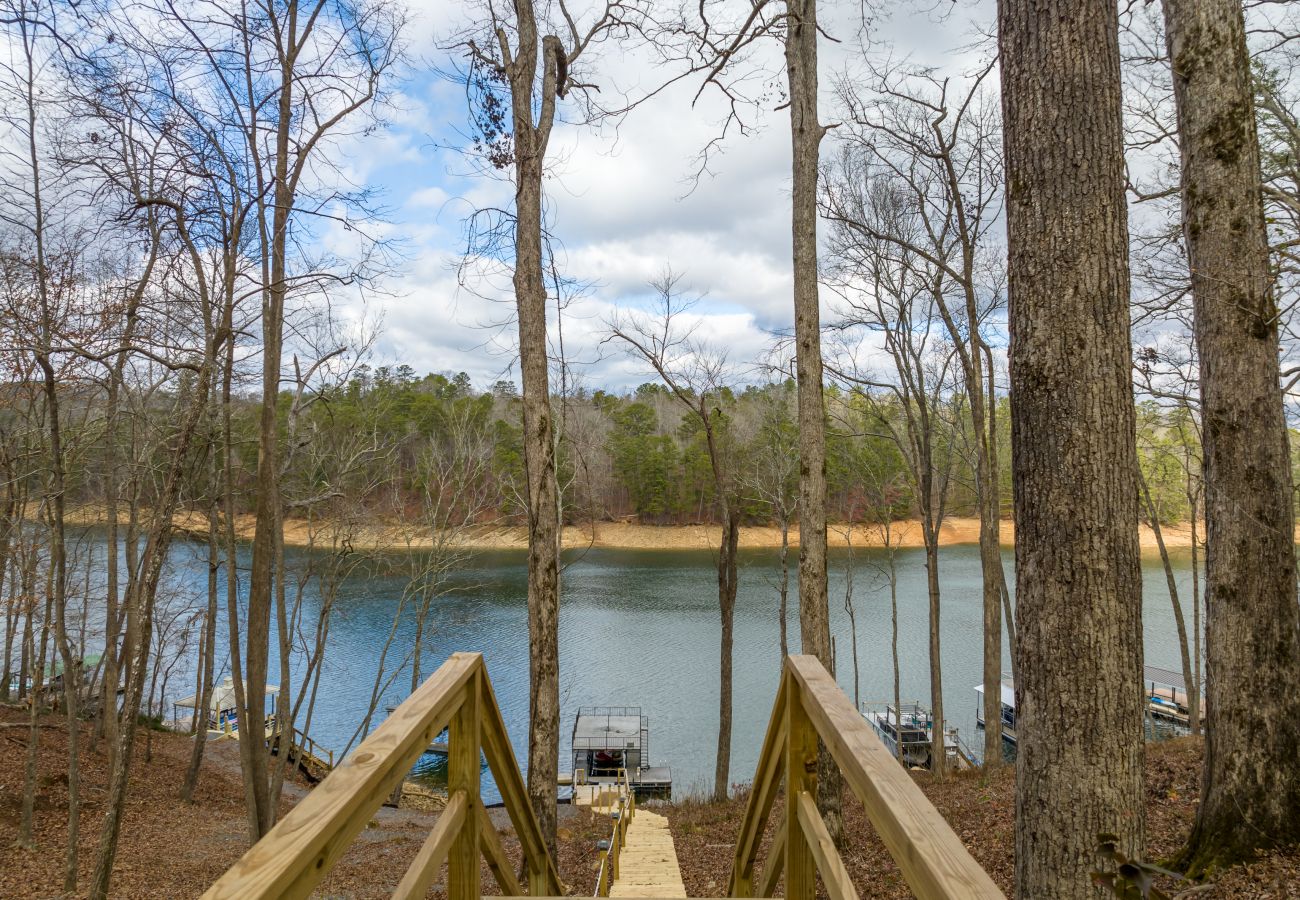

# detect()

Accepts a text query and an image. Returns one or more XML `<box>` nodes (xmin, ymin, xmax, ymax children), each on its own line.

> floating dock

<box><xmin>567</xmin><ymin>706</ymin><xmax>672</xmax><ymax>799</ymax></box>
<box><xmin>977</xmin><ymin>665</ymin><xmax>1203</xmax><ymax>743</ymax></box>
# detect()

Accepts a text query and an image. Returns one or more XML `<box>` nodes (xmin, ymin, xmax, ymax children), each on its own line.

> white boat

<box><xmin>974</xmin><ymin>678</ymin><xmax>1018</xmax><ymax>745</ymax></box>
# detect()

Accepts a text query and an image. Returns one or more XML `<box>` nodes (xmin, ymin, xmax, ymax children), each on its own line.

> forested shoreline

<box><xmin>7</xmin><ymin>366</ymin><xmax>1215</xmax><ymax>532</ymax></box>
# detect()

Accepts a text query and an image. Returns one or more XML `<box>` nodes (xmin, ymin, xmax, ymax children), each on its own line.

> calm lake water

<box><xmin>115</xmin><ymin>536</ymin><xmax>1198</xmax><ymax>801</ymax></box>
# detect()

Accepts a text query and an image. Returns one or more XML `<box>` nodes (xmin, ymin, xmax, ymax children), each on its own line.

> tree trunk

<box><xmin>1138</xmin><ymin>471</ymin><xmax>1197</xmax><ymax>739</ymax></box>
<box><xmin>17</xmin><ymin>561</ymin><xmax>40</xmax><ymax>849</ymax></box>
<box><xmin>886</xmin><ymin>524</ymin><xmax>902</xmax><ymax>765</ymax></box>
<box><xmin>999</xmin><ymin>0</ymin><xmax>1146</xmax><ymax>893</ymax></box>
<box><xmin>89</xmin><ymin>253</ymin><xmax>222</xmax><ymax>898</ymax></box>
<box><xmin>975</xmin><ymin>418</ymin><xmax>1004</xmax><ymax>768</ymax></box>
<box><xmin>778</xmin><ymin>513</ymin><xmax>789</xmax><ymax>661</ymax></box>
<box><xmin>984</xmin><ymin>346</ymin><xmax>1016</xmax><ymax>667</ymax></box>
<box><xmin>785</xmin><ymin>0</ymin><xmax>840</xmax><ymax>843</ymax></box>
<box><xmin>931</xmin><ymin>157</ymin><xmax>1005</xmax><ymax>771</ymax></box>
<box><xmin>241</xmin><ymin>15</ymin><xmax>298</xmax><ymax>837</ymax></box>
<box><xmin>923</xmin><ymin>528</ymin><xmax>945</xmax><ymax>778</ymax></box>
<box><xmin>22</xmin><ymin>18</ymin><xmax>79</xmax><ymax>879</ymax></box>
<box><xmin>1188</xmin><ymin>484</ymin><xmax>1202</xmax><ymax>735</ymax></box>
<box><xmin>843</xmin><ymin>532</ymin><xmax>859</xmax><ymax>709</ymax></box>
<box><xmin>513</xmin><ymin>111</ymin><xmax>562</xmax><ymax>859</ymax></box>
<box><xmin>713</xmin><ymin>506</ymin><xmax>739</xmax><ymax>801</ymax></box>
<box><xmin>182</xmin><ymin>473</ymin><xmax>222</xmax><ymax>803</ymax></box>
<box><xmin>1163</xmin><ymin>0</ymin><xmax>1300</xmax><ymax>872</ymax></box>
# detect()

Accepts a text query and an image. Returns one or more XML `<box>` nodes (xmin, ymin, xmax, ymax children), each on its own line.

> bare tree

<box><xmin>608</xmin><ymin>270</ymin><xmax>741</xmax><ymax>801</ymax></box>
<box><xmin>825</xmin><ymin>172</ymin><xmax>961</xmax><ymax>779</ymax></box>
<box><xmin>1134</xmin><ymin>403</ymin><xmax>1200</xmax><ymax>736</ymax></box>
<box><xmin>448</xmin><ymin>0</ymin><xmax>644</xmax><ymax>854</ymax></box>
<box><xmin>826</xmin><ymin>58</ymin><xmax>1011</xmax><ymax>767</ymax></box>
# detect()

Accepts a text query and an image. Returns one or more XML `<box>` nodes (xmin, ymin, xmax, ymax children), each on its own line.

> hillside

<box><xmin>0</xmin><ymin>709</ymin><xmax>603</xmax><ymax>899</ymax></box>
<box><xmin>664</xmin><ymin>738</ymin><xmax>1300</xmax><ymax>898</ymax></box>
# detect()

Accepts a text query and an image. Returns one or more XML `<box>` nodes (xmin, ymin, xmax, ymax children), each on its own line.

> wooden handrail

<box><xmin>594</xmin><ymin>768</ymin><xmax>635</xmax><ymax>896</ymax></box>
<box><xmin>203</xmin><ymin>652</ymin><xmax>563</xmax><ymax>899</ymax></box>
<box><xmin>728</xmin><ymin>655</ymin><xmax>1004</xmax><ymax>900</ymax></box>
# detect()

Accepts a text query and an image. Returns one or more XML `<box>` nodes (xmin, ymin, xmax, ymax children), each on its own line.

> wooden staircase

<box><xmin>608</xmin><ymin>808</ymin><xmax>686</xmax><ymax>898</ymax></box>
<box><xmin>203</xmin><ymin>652</ymin><xmax>1004</xmax><ymax>900</ymax></box>
<box><xmin>588</xmin><ymin>769</ymin><xmax>687</xmax><ymax>898</ymax></box>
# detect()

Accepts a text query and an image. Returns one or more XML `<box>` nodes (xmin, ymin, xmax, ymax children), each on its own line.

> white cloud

<box><xmin>346</xmin><ymin>0</ymin><xmax>999</xmax><ymax>390</ymax></box>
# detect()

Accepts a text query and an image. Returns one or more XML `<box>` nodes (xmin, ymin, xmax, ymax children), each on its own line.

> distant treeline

<box><xmin>15</xmin><ymin>364</ymin><xmax>1213</xmax><ymax>532</ymax></box>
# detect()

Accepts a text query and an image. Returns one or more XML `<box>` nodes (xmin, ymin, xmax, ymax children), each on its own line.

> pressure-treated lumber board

<box><xmin>609</xmin><ymin>810</ymin><xmax>686</xmax><ymax>898</ymax></box>
<box><xmin>391</xmin><ymin>790</ymin><xmax>468</xmax><ymax>900</ymax></box>
<box><xmin>757</xmin><ymin>812</ymin><xmax>785</xmax><ymax>898</ymax></box>
<box><xmin>447</xmin><ymin>669</ymin><xmax>481</xmax><ymax>900</ymax></box>
<box><xmin>202</xmin><ymin>652</ymin><xmax>480</xmax><ymax>900</ymax></box>
<box><xmin>795</xmin><ymin>790</ymin><xmax>859</xmax><ymax>900</ymax></box>
<box><xmin>728</xmin><ymin>676</ymin><xmax>787</xmax><ymax>896</ymax></box>
<box><xmin>785</xmin><ymin>655</ymin><xmax>1004</xmax><ymax>900</ymax></box>
<box><xmin>479</xmin><ymin>674</ymin><xmax>563</xmax><ymax>895</ymax></box>
<box><xmin>480</xmin><ymin>801</ymin><xmax>524</xmax><ymax>896</ymax></box>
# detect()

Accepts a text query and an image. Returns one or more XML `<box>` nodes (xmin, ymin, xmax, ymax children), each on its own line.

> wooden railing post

<box><xmin>596</xmin><ymin>842</ymin><xmax>610</xmax><ymax>897</ymax></box>
<box><xmin>785</xmin><ymin>670</ymin><xmax>817</xmax><ymax>900</ymax></box>
<box><xmin>448</xmin><ymin>666</ymin><xmax>481</xmax><ymax>900</ymax></box>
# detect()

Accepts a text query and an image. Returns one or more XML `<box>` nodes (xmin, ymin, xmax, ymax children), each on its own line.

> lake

<box><xmin>122</xmin><ymin>536</ymin><xmax>1198</xmax><ymax>800</ymax></box>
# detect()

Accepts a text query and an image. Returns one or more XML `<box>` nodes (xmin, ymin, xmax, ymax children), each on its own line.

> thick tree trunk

<box><xmin>999</xmin><ymin>0</ymin><xmax>1146</xmax><ymax>895</ymax></box>
<box><xmin>786</xmin><ymin>0</ymin><xmax>827</xmax><ymax>668</ymax></box>
<box><xmin>1163</xmin><ymin>0</ymin><xmax>1300</xmax><ymax>873</ymax></box>
<box><xmin>502</xmin><ymin>6</ymin><xmax>565</xmax><ymax>857</ymax></box>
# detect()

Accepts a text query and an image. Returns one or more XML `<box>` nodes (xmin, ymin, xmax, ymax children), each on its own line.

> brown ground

<box><xmin>64</xmin><ymin>505</ymin><xmax>1209</xmax><ymax>555</ymax></box>
<box><xmin>0</xmin><ymin>708</ymin><xmax>605</xmax><ymax>899</ymax></box>
<box><xmin>3</xmin><ymin>714</ymin><xmax>1298</xmax><ymax>898</ymax></box>
<box><xmin>663</xmin><ymin>737</ymin><xmax>1300</xmax><ymax>898</ymax></box>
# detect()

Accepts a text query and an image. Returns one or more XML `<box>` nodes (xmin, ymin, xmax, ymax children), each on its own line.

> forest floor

<box><xmin>663</xmin><ymin>736</ymin><xmax>1300</xmax><ymax>898</ymax></box>
<box><xmin>0</xmin><ymin>707</ymin><xmax>606</xmax><ymax>899</ymax></box>
<box><xmin>4</xmin><ymin>712</ymin><xmax>1296</xmax><ymax>898</ymax></box>
<box><xmin>65</xmin><ymin>505</ymin><xmax>1209</xmax><ymax>554</ymax></box>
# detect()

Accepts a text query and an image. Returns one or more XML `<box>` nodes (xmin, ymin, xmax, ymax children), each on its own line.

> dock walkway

<box><xmin>608</xmin><ymin>808</ymin><xmax>686</xmax><ymax>898</ymax></box>
<box><xmin>576</xmin><ymin>776</ymin><xmax>687</xmax><ymax>898</ymax></box>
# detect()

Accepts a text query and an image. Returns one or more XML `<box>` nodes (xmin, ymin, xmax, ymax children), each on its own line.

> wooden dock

<box><xmin>268</xmin><ymin>724</ymin><xmax>335</xmax><ymax>782</ymax></box>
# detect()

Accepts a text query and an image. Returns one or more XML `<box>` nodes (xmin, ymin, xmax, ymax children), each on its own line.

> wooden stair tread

<box><xmin>609</xmin><ymin>809</ymin><xmax>686</xmax><ymax>899</ymax></box>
